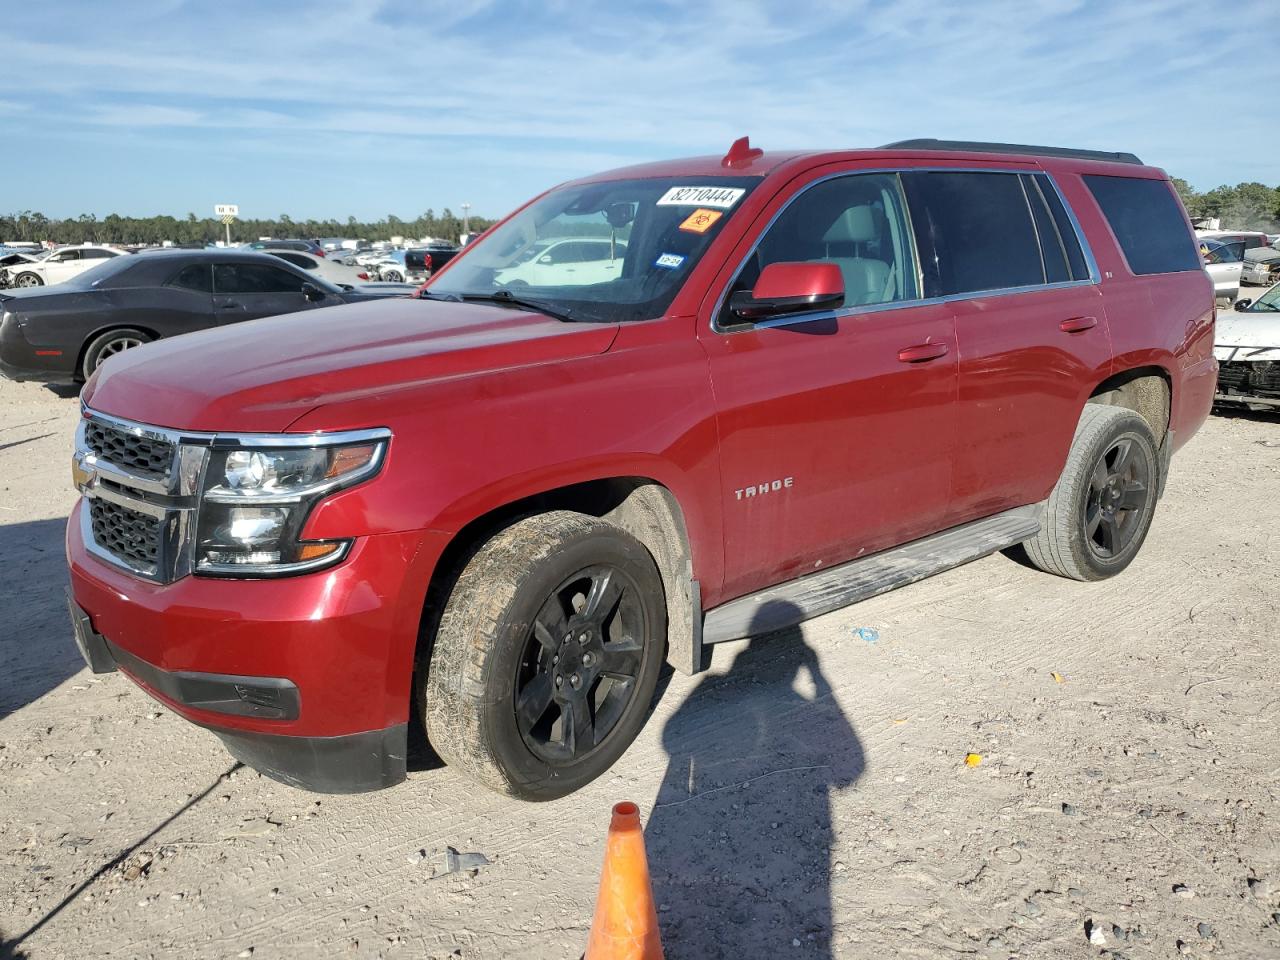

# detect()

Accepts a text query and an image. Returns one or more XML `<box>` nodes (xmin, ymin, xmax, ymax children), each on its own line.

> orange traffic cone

<box><xmin>584</xmin><ymin>801</ymin><xmax>665</xmax><ymax>960</ymax></box>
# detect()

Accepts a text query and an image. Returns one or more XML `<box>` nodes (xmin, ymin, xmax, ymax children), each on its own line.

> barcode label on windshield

<box><xmin>656</xmin><ymin>186</ymin><xmax>745</xmax><ymax>209</ymax></box>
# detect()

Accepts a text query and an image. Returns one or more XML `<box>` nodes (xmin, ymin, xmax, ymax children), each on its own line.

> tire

<box><xmin>13</xmin><ymin>272</ymin><xmax>42</xmax><ymax>287</ymax></box>
<box><xmin>81</xmin><ymin>327</ymin><xmax>152</xmax><ymax>380</ymax></box>
<box><xmin>382</xmin><ymin>269</ymin><xmax>403</xmax><ymax>282</ymax></box>
<box><xmin>1022</xmin><ymin>404</ymin><xmax>1161</xmax><ymax>581</ymax></box>
<box><xmin>423</xmin><ymin>511</ymin><xmax>667</xmax><ymax>800</ymax></box>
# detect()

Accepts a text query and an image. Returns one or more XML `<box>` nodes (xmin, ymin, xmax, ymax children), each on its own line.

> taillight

<box><xmin>315</xmin><ymin>249</ymin><xmax>325</xmax><ymax>258</ymax></box>
<box><xmin>423</xmin><ymin>254</ymin><xmax>433</xmax><ymax>270</ymax></box>
<box><xmin>357</xmin><ymin>272</ymin><xmax>368</xmax><ymax>280</ymax></box>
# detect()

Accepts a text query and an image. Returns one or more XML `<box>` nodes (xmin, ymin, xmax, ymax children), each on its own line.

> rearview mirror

<box><xmin>729</xmin><ymin>262</ymin><xmax>845</xmax><ymax>322</ymax></box>
<box><xmin>301</xmin><ymin>282</ymin><xmax>326</xmax><ymax>302</ymax></box>
<box><xmin>1234</xmin><ymin>298</ymin><xmax>1253</xmax><ymax>311</ymax></box>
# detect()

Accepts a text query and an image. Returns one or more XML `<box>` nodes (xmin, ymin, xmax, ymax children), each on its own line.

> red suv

<box><xmin>65</xmin><ymin>138</ymin><xmax>1217</xmax><ymax>799</ymax></box>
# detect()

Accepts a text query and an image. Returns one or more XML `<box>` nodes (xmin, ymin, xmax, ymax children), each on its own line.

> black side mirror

<box><xmin>301</xmin><ymin>282</ymin><xmax>326</xmax><ymax>303</ymax></box>
<box><xmin>1234</xmin><ymin>298</ymin><xmax>1252</xmax><ymax>311</ymax></box>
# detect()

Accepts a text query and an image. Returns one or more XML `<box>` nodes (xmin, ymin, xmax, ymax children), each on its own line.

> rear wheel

<box><xmin>423</xmin><ymin>511</ymin><xmax>666</xmax><ymax>800</ymax></box>
<box><xmin>1022</xmin><ymin>404</ymin><xmax>1160</xmax><ymax>581</ymax></box>
<box><xmin>82</xmin><ymin>327</ymin><xmax>152</xmax><ymax>380</ymax></box>
<box><xmin>13</xmin><ymin>272</ymin><xmax>42</xmax><ymax>287</ymax></box>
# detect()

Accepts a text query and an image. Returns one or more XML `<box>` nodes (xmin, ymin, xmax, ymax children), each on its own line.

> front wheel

<box><xmin>381</xmin><ymin>269</ymin><xmax>403</xmax><ymax>283</ymax></box>
<box><xmin>423</xmin><ymin>511</ymin><xmax>666</xmax><ymax>800</ymax></box>
<box><xmin>1022</xmin><ymin>404</ymin><xmax>1161</xmax><ymax>581</ymax></box>
<box><xmin>13</xmin><ymin>272</ymin><xmax>42</xmax><ymax>287</ymax></box>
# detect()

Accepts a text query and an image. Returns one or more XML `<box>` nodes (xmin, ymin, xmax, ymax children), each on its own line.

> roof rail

<box><xmin>879</xmin><ymin>138</ymin><xmax>1143</xmax><ymax>165</ymax></box>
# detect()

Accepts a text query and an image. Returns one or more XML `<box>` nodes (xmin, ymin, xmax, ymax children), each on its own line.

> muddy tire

<box><xmin>1022</xmin><ymin>404</ymin><xmax>1161</xmax><ymax>581</ymax></box>
<box><xmin>422</xmin><ymin>511</ymin><xmax>666</xmax><ymax>800</ymax></box>
<box><xmin>82</xmin><ymin>327</ymin><xmax>152</xmax><ymax>380</ymax></box>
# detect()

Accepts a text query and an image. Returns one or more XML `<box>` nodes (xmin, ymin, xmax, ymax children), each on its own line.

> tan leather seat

<box><xmin>820</xmin><ymin>207</ymin><xmax>891</xmax><ymax>306</ymax></box>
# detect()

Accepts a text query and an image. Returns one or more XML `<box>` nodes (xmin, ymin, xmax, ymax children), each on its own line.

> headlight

<box><xmin>195</xmin><ymin>436</ymin><xmax>387</xmax><ymax>576</ymax></box>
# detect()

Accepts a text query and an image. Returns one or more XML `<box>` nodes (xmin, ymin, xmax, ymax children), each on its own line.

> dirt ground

<box><xmin>1</xmin><ymin>374</ymin><xmax>1279</xmax><ymax>960</ymax></box>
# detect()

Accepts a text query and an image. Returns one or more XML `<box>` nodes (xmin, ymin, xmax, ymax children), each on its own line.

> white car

<box><xmin>494</xmin><ymin>238</ymin><xmax>627</xmax><ymax>287</ymax></box>
<box><xmin>1199</xmin><ymin>238</ymin><xmax>1242</xmax><ymax>303</ymax></box>
<box><xmin>266</xmin><ymin>249</ymin><xmax>377</xmax><ymax>286</ymax></box>
<box><xmin>1214</xmin><ymin>282</ymin><xmax>1280</xmax><ymax>409</ymax></box>
<box><xmin>6</xmin><ymin>245</ymin><xmax>126</xmax><ymax>287</ymax></box>
<box><xmin>265</xmin><ymin>249</ymin><xmax>416</xmax><ymax>295</ymax></box>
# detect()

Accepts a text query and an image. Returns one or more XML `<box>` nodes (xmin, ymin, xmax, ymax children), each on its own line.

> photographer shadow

<box><xmin>646</xmin><ymin>600</ymin><xmax>864</xmax><ymax>958</ymax></box>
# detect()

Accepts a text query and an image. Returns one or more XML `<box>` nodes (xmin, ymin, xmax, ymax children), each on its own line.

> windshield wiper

<box><xmin>418</xmin><ymin>290</ymin><xmax>463</xmax><ymax>303</ymax></box>
<box><xmin>459</xmin><ymin>290</ymin><xmax>576</xmax><ymax>323</ymax></box>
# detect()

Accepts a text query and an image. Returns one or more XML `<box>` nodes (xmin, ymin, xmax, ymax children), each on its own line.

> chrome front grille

<box><xmin>84</xmin><ymin>420</ymin><xmax>174</xmax><ymax>482</ymax></box>
<box><xmin>74</xmin><ymin>410</ymin><xmax>212</xmax><ymax>583</ymax></box>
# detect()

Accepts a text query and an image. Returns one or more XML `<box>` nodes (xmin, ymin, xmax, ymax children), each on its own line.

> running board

<box><xmin>701</xmin><ymin>504</ymin><xmax>1043</xmax><ymax>646</ymax></box>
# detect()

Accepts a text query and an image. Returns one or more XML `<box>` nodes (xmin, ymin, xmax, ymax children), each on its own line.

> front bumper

<box><xmin>67</xmin><ymin>502</ymin><xmax>444</xmax><ymax>791</ymax></box>
<box><xmin>1215</xmin><ymin>356</ymin><xmax>1280</xmax><ymax>408</ymax></box>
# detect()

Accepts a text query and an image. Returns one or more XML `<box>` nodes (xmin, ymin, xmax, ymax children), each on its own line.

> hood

<box><xmin>1215</xmin><ymin>308</ymin><xmax>1280</xmax><ymax>351</ymax></box>
<box><xmin>83</xmin><ymin>297</ymin><xmax>619</xmax><ymax>432</ymax></box>
<box><xmin>1244</xmin><ymin>247</ymin><xmax>1280</xmax><ymax>264</ymax></box>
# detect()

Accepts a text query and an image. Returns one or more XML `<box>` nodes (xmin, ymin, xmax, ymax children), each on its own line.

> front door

<box><xmin>212</xmin><ymin>262</ymin><xmax>333</xmax><ymax>324</ymax></box>
<box><xmin>698</xmin><ymin>169</ymin><xmax>958</xmax><ymax>602</ymax></box>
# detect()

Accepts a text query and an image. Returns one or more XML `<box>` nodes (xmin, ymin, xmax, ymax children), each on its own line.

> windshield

<box><xmin>1249</xmin><ymin>284</ymin><xmax>1280</xmax><ymax>312</ymax></box>
<box><xmin>429</xmin><ymin>175</ymin><xmax>758</xmax><ymax>322</ymax></box>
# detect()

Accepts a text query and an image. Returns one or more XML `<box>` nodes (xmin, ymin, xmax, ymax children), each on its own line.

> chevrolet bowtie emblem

<box><xmin>71</xmin><ymin>451</ymin><xmax>96</xmax><ymax>491</ymax></box>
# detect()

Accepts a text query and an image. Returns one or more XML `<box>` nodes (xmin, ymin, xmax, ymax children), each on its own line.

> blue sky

<box><xmin>1</xmin><ymin>0</ymin><xmax>1275</xmax><ymax>223</ymax></box>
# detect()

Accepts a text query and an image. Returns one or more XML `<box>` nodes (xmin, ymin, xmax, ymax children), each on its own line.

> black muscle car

<box><xmin>0</xmin><ymin>249</ymin><xmax>412</xmax><ymax>383</ymax></box>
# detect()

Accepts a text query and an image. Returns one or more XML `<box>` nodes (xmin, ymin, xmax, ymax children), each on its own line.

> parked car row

<box><xmin>0</xmin><ymin>249</ymin><xmax>415</xmax><ymax>383</ymax></box>
<box><xmin>1196</xmin><ymin>230</ymin><xmax>1280</xmax><ymax>303</ymax></box>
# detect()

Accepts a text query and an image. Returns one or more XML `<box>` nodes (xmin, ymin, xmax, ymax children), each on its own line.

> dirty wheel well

<box><xmin>1087</xmin><ymin>368</ymin><xmax>1171</xmax><ymax>444</ymax></box>
<box><xmin>415</xmin><ymin>478</ymin><xmax>695</xmax><ymax>692</ymax></box>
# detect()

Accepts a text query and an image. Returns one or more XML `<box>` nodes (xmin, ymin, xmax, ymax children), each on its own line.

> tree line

<box><xmin>3</xmin><ymin>179</ymin><xmax>1278</xmax><ymax>248</ymax></box>
<box><xmin>0</xmin><ymin>209</ymin><xmax>498</xmax><ymax>246</ymax></box>
<box><xmin>1170</xmin><ymin>180</ymin><xmax>1280</xmax><ymax>232</ymax></box>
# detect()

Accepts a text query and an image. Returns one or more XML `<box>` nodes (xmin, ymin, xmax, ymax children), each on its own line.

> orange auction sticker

<box><xmin>679</xmin><ymin>208</ymin><xmax>723</xmax><ymax>234</ymax></box>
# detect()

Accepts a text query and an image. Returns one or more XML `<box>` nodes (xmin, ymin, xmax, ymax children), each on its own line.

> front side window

<box><xmin>214</xmin><ymin>263</ymin><xmax>306</xmax><ymax>294</ymax></box>
<box><xmin>429</xmin><ymin>176</ymin><xmax>759</xmax><ymax>322</ymax></box>
<box><xmin>720</xmin><ymin>172</ymin><xmax>920</xmax><ymax>325</ymax></box>
<box><xmin>1201</xmin><ymin>241</ymin><xmax>1239</xmax><ymax>266</ymax></box>
<box><xmin>901</xmin><ymin>171</ymin><xmax>1045</xmax><ymax>297</ymax></box>
<box><xmin>1083</xmin><ymin>174</ymin><xmax>1201</xmax><ymax>276</ymax></box>
<box><xmin>168</xmin><ymin>263</ymin><xmax>213</xmax><ymax>292</ymax></box>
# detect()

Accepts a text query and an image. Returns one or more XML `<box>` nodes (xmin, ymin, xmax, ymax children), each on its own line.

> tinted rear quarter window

<box><xmin>214</xmin><ymin>263</ymin><xmax>305</xmax><ymax>294</ymax></box>
<box><xmin>901</xmin><ymin>171</ymin><xmax>1045</xmax><ymax>297</ymax></box>
<box><xmin>1083</xmin><ymin>175</ymin><xmax>1201</xmax><ymax>276</ymax></box>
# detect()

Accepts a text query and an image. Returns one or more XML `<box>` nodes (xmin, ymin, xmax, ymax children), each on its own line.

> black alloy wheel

<box><xmin>514</xmin><ymin>564</ymin><xmax>647</xmax><ymax>764</ymax></box>
<box><xmin>1084</xmin><ymin>436</ymin><xmax>1151</xmax><ymax>559</ymax></box>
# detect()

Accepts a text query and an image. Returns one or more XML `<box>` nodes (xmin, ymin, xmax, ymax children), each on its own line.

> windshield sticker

<box><xmin>679</xmin><ymin>209</ymin><xmax>723</xmax><ymax>234</ymax></box>
<box><xmin>656</xmin><ymin>186</ymin><xmax>745</xmax><ymax>209</ymax></box>
<box><xmin>654</xmin><ymin>253</ymin><xmax>686</xmax><ymax>270</ymax></box>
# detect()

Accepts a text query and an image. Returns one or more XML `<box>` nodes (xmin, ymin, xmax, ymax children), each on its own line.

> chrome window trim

<box><xmin>710</xmin><ymin>166</ymin><xmax>1101</xmax><ymax>335</ymax></box>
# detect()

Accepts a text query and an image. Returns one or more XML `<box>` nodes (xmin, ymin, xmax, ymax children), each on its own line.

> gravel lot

<box><xmin>1</xmin><ymin>374</ymin><xmax>1279</xmax><ymax>959</ymax></box>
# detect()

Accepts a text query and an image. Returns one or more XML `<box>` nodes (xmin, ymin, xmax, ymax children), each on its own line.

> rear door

<box><xmin>900</xmin><ymin>169</ymin><xmax>1111</xmax><ymax>523</ymax></box>
<box><xmin>699</xmin><ymin>167</ymin><xmax>958</xmax><ymax>601</ymax></box>
<box><xmin>212</xmin><ymin>261</ymin><xmax>336</xmax><ymax>323</ymax></box>
<box><xmin>157</xmin><ymin>262</ymin><xmax>216</xmax><ymax>333</ymax></box>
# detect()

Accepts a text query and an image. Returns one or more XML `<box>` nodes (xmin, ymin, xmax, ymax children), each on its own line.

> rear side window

<box><xmin>1083</xmin><ymin>175</ymin><xmax>1201</xmax><ymax>275</ymax></box>
<box><xmin>901</xmin><ymin>171</ymin><xmax>1045</xmax><ymax>297</ymax></box>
